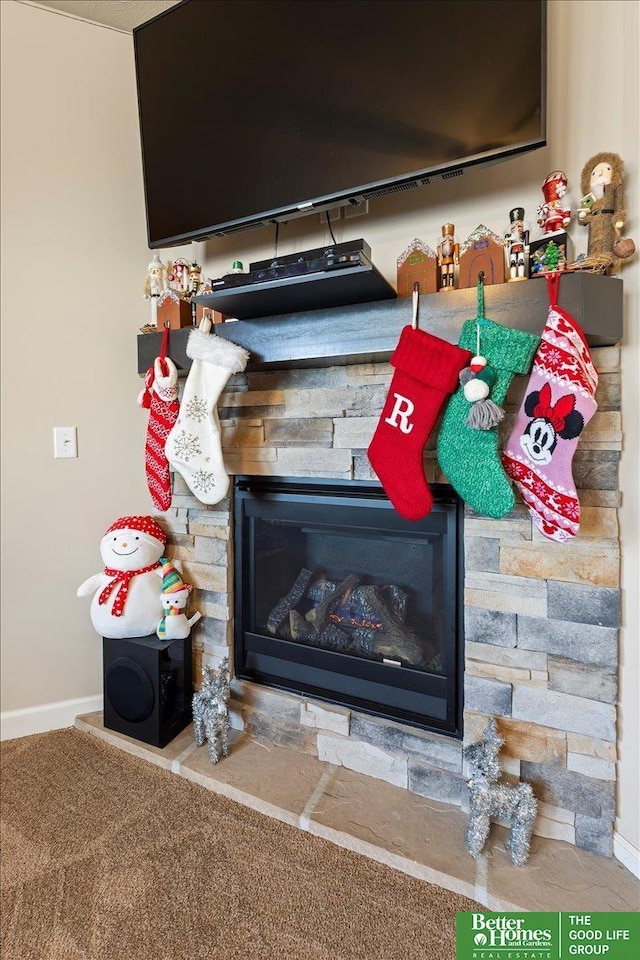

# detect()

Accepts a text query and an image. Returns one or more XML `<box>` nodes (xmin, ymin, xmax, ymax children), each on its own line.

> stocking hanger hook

<box><xmin>412</xmin><ymin>281</ymin><xmax>420</xmax><ymax>329</ymax></box>
<box><xmin>475</xmin><ymin>271</ymin><xmax>489</xmax><ymax>357</ymax></box>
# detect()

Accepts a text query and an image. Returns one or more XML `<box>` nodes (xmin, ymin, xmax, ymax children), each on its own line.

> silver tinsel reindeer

<box><xmin>464</xmin><ymin>717</ymin><xmax>537</xmax><ymax>867</ymax></box>
<box><xmin>192</xmin><ymin>658</ymin><xmax>231</xmax><ymax>763</ymax></box>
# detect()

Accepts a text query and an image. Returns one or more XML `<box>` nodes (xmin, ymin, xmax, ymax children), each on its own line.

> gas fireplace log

<box><xmin>380</xmin><ymin>584</ymin><xmax>408</xmax><ymax>622</ymax></box>
<box><xmin>305</xmin><ymin>574</ymin><xmax>360</xmax><ymax>631</ymax></box>
<box><xmin>317</xmin><ymin>623</ymin><xmax>350</xmax><ymax>649</ymax></box>
<box><xmin>357</xmin><ymin>585</ymin><xmax>435</xmax><ymax>668</ymax></box>
<box><xmin>289</xmin><ymin>610</ymin><xmax>318</xmax><ymax>642</ymax></box>
<box><xmin>266</xmin><ymin>568</ymin><xmax>313</xmax><ymax>635</ymax></box>
<box><xmin>306</xmin><ymin>579</ymin><xmax>338</xmax><ymax>606</ymax></box>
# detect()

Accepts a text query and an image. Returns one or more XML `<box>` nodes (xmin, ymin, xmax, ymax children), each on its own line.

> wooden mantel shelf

<box><xmin>137</xmin><ymin>273</ymin><xmax>622</xmax><ymax>374</ymax></box>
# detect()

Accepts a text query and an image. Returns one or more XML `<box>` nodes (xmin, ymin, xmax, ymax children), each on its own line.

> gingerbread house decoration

<box><xmin>458</xmin><ymin>225</ymin><xmax>505</xmax><ymax>289</ymax></box>
<box><xmin>156</xmin><ymin>287</ymin><xmax>193</xmax><ymax>330</ymax></box>
<box><xmin>396</xmin><ymin>238</ymin><xmax>438</xmax><ymax>296</ymax></box>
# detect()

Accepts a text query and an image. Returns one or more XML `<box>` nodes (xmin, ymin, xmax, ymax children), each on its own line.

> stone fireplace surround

<box><xmin>156</xmin><ymin>342</ymin><xmax>621</xmax><ymax>859</ymax></box>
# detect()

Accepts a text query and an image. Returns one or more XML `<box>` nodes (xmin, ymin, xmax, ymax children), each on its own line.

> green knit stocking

<box><xmin>437</xmin><ymin>318</ymin><xmax>539</xmax><ymax>518</ymax></box>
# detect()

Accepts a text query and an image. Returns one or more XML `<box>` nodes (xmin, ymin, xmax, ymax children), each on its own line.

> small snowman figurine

<box><xmin>156</xmin><ymin>560</ymin><xmax>201</xmax><ymax>640</ymax></box>
<box><xmin>77</xmin><ymin>515</ymin><xmax>166</xmax><ymax>639</ymax></box>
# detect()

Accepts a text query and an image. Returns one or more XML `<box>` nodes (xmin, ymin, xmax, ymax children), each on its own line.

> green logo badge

<box><xmin>456</xmin><ymin>912</ymin><xmax>640</xmax><ymax>960</ymax></box>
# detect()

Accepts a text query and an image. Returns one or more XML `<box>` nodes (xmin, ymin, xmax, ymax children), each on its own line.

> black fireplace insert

<box><xmin>234</xmin><ymin>476</ymin><xmax>464</xmax><ymax>736</ymax></box>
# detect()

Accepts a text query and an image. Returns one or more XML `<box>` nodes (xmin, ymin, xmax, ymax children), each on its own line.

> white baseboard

<box><xmin>614</xmin><ymin>830</ymin><xmax>640</xmax><ymax>879</ymax></box>
<box><xmin>0</xmin><ymin>695</ymin><xmax>103</xmax><ymax>741</ymax></box>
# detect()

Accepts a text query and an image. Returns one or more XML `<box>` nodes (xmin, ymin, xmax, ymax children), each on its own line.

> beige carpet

<box><xmin>1</xmin><ymin>728</ymin><xmax>481</xmax><ymax>959</ymax></box>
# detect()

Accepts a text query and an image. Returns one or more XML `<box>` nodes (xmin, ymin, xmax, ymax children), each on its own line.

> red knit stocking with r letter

<box><xmin>367</xmin><ymin>326</ymin><xmax>471</xmax><ymax>520</ymax></box>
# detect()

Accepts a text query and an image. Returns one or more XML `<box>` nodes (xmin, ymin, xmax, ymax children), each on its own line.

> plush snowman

<box><xmin>77</xmin><ymin>515</ymin><xmax>166</xmax><ymax>639</ymax></box>
<box><xmin>156</xmin><ymin>559</ymin><xmax>201</xmax><ymax>641</ymax></box>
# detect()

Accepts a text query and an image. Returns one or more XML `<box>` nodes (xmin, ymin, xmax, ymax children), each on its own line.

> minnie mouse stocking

<box><xmin>502</xmin><ymin>273</ymin><xmax>598</xmax><ymax>542</ymax></box>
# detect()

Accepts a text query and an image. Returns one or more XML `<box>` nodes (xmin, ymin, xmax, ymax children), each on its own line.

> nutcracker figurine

<box><xmin>437</xmin><ymin>223</ymin><xmax>459</xmax><ymax>291</ymax></box>
<box><xmin>504</xmin><ymin>208</ymin><xmax>530</xmax><ymax>281</ymax></box>
<box><xmin>537</xmin><ymin>171</ymin><xmax>571</xmax><ymax>235</ymax></box>
<box><xmin>187</xmin><ymin>261</ymin><xmax>203</xmax><ymax>299</ymax></box>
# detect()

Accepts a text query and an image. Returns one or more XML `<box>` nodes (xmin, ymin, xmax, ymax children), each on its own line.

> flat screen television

<box><xmin>134</xmin><ymin>0</ymin><xmax>546</xmax><ymax>249</ymax></box>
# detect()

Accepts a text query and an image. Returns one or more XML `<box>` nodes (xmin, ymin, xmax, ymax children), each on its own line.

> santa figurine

<box><xmin>537</xmin><ymin>171</ymin><xmax>571</xmax><ymax>236</ymax></box>
<box><xmin>77</xmin><ymin>515</ymin><xmax>166</xmax><ymax>639</ymax></box>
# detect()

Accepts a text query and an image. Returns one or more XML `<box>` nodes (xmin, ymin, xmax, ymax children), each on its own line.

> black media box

<box><xmin>197</xmin><ymin>239</ymin><xmax>396</xmax><ymax>319</ymax></box>
<box><xmin>103</xmin><ymin>634</ymin><xmax>192</xmax><ymax>748</ymax></box>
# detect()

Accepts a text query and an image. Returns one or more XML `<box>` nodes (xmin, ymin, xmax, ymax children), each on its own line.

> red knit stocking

<box><xmin>138</xmin><ymin>326</ymin><xmax>179</xmax><ymax>511</ymax></box>
<box><xmin>368</xmin><ymin>326</ymin><xmax>471</xmax><ymax>520</ymax></box>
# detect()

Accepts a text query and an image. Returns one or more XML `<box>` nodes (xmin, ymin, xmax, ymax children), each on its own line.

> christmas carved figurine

<box><xmin>168</xmin><ymin>257</ymin><xmax>191</xmax><ymax>295</ymax></box>
<box><xmin>143</xmin><ymin>254</ymin><xmax>167</xmax><ymax>325</ymax></box>
<box><xmin>537</xmin><ymin>170</ymin><xmax>571</xmax><ymax>235</ymax></box>
<box><xmin>437</xmin><ymin>223</ymin><xmax>459</xmax><ymax>291</ymax></box>
<box><xmin>504</xmin><ymin>208</ymin><xmax>529</xmax><ymax>281</ymax></box>
<box><xmin>187</xmin><ymin>260</ymin><xmax>203</xmax><ymax>299</ymax></box>
<box><xmin>576</xmin><ymin>151</ymin><xmax>636</xmax><ymax>272</ymax></box>
<box><xmin>143</xmin><ymin>253</ymin><xmax>167</xmax><ymax>300</ymax></box>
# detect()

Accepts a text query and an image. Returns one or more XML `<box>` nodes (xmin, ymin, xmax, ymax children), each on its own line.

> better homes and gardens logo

<box><xmin>457</xmin><ymin>912</ymin><xmax>639</xmax><ymax>960</ymax></box>
<box><xmin>470</xmin><ymin>913</ymin><xmax>553</xmax><ymax>956</ymax></box>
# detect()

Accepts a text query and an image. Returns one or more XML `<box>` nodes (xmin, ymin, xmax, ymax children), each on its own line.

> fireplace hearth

<box><xmin>234</xmin><ymin>477</ymin><xmax>464</xmax><ymax>735</ymax></box>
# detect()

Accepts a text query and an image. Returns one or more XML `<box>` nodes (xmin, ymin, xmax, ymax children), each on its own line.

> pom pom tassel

<box><xmin>137</xmin><ymin>365</ymin><xmax>154</xmax><ymax>409</ymax></box>
<box><xmin>466</xmin><ymin>397</ymin><xmax>505</xmax><ymax>430</ymax></box>
<box><xmin>459</xmin><ymin>358</ymin><xmax>505</xmax><ymax>430</ymax></box>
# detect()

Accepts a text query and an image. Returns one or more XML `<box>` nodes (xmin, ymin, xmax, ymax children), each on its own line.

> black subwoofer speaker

<box><xmin>103</xmin><ymin>634</ymin><xmax>192</xmax><ymax>748</ymax></box>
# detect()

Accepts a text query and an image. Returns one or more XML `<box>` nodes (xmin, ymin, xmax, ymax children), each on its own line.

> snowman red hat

<box><xmin>103</xmin><ymin>515</ymin><xmax>166</xmax><ymax>548</ymax></box>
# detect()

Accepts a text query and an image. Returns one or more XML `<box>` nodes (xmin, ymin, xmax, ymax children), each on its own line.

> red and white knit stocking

<box><xmin>502</xmin><ymin>273</ymin><xmax>598</xmax><ymax>542</ymax></box>
<box><xmin>138</xmin><ymin>352</ymin><xmax>180</xmax><ymax>512</ymax></box>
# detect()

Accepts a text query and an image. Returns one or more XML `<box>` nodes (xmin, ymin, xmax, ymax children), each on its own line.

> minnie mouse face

<box><xmin>520</xmin><ymin>383</ymin><xmax>584</xmax><ymax>466</ymax></box>
<box><xmin>521</xmin><ymin>417</ymin><xmax>558</xmax><ymax>464</ymax></box>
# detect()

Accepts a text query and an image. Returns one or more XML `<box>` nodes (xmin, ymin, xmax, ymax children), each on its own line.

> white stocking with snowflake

<box><xmin>165</xmin><ymin>328</ymin><xmax>249</xmax><ymax>504</ymax></box>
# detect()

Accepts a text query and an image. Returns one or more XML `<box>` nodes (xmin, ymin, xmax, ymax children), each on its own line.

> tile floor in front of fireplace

<box><xmin>75</xmin><ymin>712</ymin><xmax>639</xmax><ymax>914</ymax></box>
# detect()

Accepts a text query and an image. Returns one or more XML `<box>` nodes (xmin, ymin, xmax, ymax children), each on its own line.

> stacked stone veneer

<box><xmin>158</xmin><ymin>345</ymin><xmax>621</xmax><ymax>858</ymax></box>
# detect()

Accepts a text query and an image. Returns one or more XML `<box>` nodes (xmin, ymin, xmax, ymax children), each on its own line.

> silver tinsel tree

<box><xmin>464</xmin><ymin>717</ymin><xmax>538</xmax><ymax>867</ymax></box>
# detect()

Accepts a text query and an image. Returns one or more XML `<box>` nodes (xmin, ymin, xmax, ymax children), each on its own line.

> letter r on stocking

<box><xmin>385</xmin><ymin>393</ymin><xmax>415</xmax><ymax>434</ymax></box>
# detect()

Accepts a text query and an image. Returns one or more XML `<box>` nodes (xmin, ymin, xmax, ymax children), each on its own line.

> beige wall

<box><xmin>1</xmin><ymin>1</ymin><xmax>150</xmax><ymax>706</ymax></box>
<box><xmin>1</xmin><ymin>0</ymin><xmax>637</xmax><ymax>852</ymax></box>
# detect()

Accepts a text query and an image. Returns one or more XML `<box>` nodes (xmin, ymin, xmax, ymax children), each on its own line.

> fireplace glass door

<box><xmin>234</xmin><ymin>477</ymin><xmax>463</xmax><ymax>735</ymax></box>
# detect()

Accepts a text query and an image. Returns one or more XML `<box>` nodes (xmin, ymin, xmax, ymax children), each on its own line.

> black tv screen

<box><xmin>134</xmin><ymin>0</ymin><xmax>546</xmax><ymax>249</ymax></box>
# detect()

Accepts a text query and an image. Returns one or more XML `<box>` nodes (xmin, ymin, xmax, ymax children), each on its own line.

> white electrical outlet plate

<box><xmin>344</xmin><ymin>199</ymin><xmax>369</xmax><ymax>219</ymax></box>
<box><xmin>53</xmin><ymin>426</ymin><xmax>78</xmax><ymax>459</ymax></box>
<box><xmin>320</xmin><ymin>209</ymin><xmax>342</xmax><ymax>225</ymax></box>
